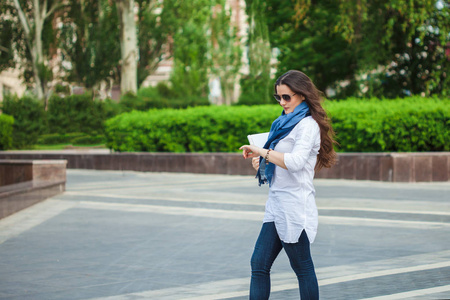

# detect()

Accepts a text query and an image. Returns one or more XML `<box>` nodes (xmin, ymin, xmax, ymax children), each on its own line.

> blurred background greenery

<box><xmin>0</xmin><ymin>0</ymin><xmax>448</xmax><ymax>151</ymax></box>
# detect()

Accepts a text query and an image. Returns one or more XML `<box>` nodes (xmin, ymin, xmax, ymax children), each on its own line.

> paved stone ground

<box><xmin>0</xmin><ymin>169</ymin><xmax>449</xmax><ymax>300</ymax></box>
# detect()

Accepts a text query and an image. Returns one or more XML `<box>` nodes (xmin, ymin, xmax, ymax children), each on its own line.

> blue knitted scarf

<box><xmin>257</xmin><ymin>101</ymin><xmax>311</xmax><ymax>186</ymax></box>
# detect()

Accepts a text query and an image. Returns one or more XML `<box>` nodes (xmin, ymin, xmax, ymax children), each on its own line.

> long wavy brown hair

<box><xmin>275</xmin><ymin>70</ymin><xmax>337</xmax><ymax>171</ymax></box>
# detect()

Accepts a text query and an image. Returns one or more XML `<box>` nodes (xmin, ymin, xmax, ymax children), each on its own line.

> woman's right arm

<box><xmin>284</xmin><ymin>119</ymin><xmax>320</xmax><ymax>173</ymax></box>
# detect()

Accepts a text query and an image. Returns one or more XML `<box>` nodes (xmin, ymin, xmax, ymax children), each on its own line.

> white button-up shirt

<box><xmin>263</xmin><ymin>116</ymin><xmax>321</xmax><ymax>243</ymax></box>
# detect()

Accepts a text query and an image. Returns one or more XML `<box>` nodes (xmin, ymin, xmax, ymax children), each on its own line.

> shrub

<box><xmin>47</xmin><ymin>94</ymin><xmax>108</xmax><ymax>135</ymax></box>
<box><xmin>1</xmin><ymin>95</ymin><xmax>46</xmax><ymax>148</ymax></box>
<box><xmin>120</xmin><ymin>92</ymin><xmax>153</xmax><ymax>112</ymax></box>
<box><xmin>237</xmin><ymin>74</ymin><xmax>272</xmax><ymax>105</ymax></box>
<box><xmin>0</xmin><ymin>94</ymin><xmax>119</xmax><ymax>148</ymax></box>
<box><xmin>0</xmin><ymin>114</ymin><xmax>14</xmax><ymax>150</ymax></box>
<box><xmin>103</xmin><ymin>98</ymin><xmax>122</xmax><ymax>119</ymax></box>
<box><xmin>105</xmin><ymin>105</ymin><xmax>280</xmax><ymax>152</ymax></box>
<box><xmin>105</xmin><ymin>97</ymin><xmax>449</xmax><ymax>152</ymax></box>
<box><xmin>326</xmin><ymin>97</ymin><xmax>449</xmax><ymax>152</ymax></box>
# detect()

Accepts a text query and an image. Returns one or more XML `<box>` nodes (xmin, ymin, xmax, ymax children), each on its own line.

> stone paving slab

<box><xmin>0</xmin><ymin>169</ymin><xmax>449</xmax><ymax>299</ymax></box>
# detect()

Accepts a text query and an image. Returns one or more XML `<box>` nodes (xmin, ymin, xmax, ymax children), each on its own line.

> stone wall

<box><xmin>0</xmin><ymin>160</ymin><xmax>67</xmax><ymax>186</ymax></box>
<box><xmin>316</xmin><ymin>152</ymin><xmax>449</xmax><ymax>182</ymax></box>
<box><xmin>0</xmin><ymin>151</ymin><xmax>448</xmax><ymax>182</ymax></box>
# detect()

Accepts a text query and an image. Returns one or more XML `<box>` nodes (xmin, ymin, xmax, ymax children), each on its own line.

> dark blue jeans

<box><xmin>250</xmin><ymin>222</ymin><xmax>319</xmax><ymax>299</ymax></box>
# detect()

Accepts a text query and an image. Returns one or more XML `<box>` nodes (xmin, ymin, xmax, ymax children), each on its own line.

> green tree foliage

<box><xmin>0</xmin><ymin>0</ymin><xmax>63</xmax><ymax>102</ymax></box>
<box><xmin>265</xmin><ymin>0</ymin><xmax>363</xmax><ymax>96</ymax></box>
<box><xmin>378</xmin><ymin>3</ymin><xmax>450</xmax><ymax>97</ymax></box>
<box><xmin>265</xmin><ymin>0</ymin><xmax>450</xmax><ymax>98</ymax></box>
<box><xmin>168</xmin><ymin>0</ymin><xmax>213</xmax><ymax>99</ymax></box>
<box><xmin>238</xmin><ymin>0</ymin><xmax>272</xmax><ymax>105</ymax></box>
<box><xmin>59</xmin><ymin>0</ymin><xmax>173</xmax><ymax>93</ymax></box>
<box><xmin>58</xmin><ymin>0</ymin><xmax>121</xmax><ymax>91</ymax></box>
<box><xmin>0</xmin><ymin>9</ymin><xmax>15</xmax><ymax>72</ymax></box>
<box><xmin>150</xmin><ymin>0</ymin><xmax>243</xmax><ymax>104</ymax></box>
<box><xmin>335</xmin><ymin>0</ymin><xmax>450</xmax><ymax>97</ymax></box>
<box><xmin>170</xmin><ymin>20</ymin><xmax>210</xmax><ymax>98</ymax></box>
<box><xmin>61</xmin><ymin>0</ymin><xmax>218</xmax><ymax>97</ymax></box>
<box><xmin>136</xmin><ymin>0</ymin><xmax>171</xmax><ymax>86</ymax></box>
<box><xmin>210</xmin><ymin>0</ymin><xmax>242</xmax><ymax>104</ymax></box>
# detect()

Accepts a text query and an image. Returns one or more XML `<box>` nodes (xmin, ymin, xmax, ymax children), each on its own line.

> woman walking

<box><xmin>240</xmin><ymin>70</ymin><xmax>337</xmax><ymax>299</ymax></box>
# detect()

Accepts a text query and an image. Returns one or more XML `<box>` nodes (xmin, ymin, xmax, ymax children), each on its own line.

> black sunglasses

<box><xmin>273</xmin><ymin>93</ymin><xmax>296</xmax><ymax>102</ymax></box>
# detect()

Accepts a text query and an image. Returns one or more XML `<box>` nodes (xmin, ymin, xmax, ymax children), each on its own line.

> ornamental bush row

<box><xmin>0</xmin><ymin>114</ymin><xmax>14</xmax><ymax>150</ymax></box>
<box><xmin>105</xmin><ymin>105</ymin><xmax>280</xmax><ymax>152</ymax></box>
<box><xmin>0</xmin><ymin>88</ymin><xmax>208</xmax><ymax>149</ymax></box>
<box><xmin>326</xmin><ymin>97</ymin><xmax>449</xmax><ymax>152</ymax></box>
<box><xmin>0</xmin><ymin>94</ymin><xmax>115</xmax><ymax>148</ymax></box>
<box><xmin>105</xmin><ymin>97</ymin><xmax>449</xmax><ymax>152</ymax></box>
<box><xmin>1</xmin><ymin>96</ymin><xmax>47</xmax><ymax>149</ymax></box>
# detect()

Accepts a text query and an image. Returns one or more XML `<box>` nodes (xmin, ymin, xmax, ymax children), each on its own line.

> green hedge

<box><xmin>327</xmin><ymin>97</ymin><xmax>449</xmax><ymax>151</ymax></box>
<box><xmin>105</xmin><ymin>105</ymin><xmax>280</xmax><ymax>152</ymax></box>
<box><xmin>1</xmin><ymin>88</ymin><xmax>206</xmax><ymax>149</ymax></box>
<box><xmin>105</xmin><ymin>97</ymin><xmax>449</xmax><ymax>152</ymax></box>
<box><xmin>0</xmin><ymin>114</ymin><xmax>14</xmax><ymax>150</ymax></box>
<box><xmin>47</xmin><ymin>94</ymin><xmax>113</xmax><ymax>135</ymax></box>
<box><xmin>1</xmin><ymin>95</ymin><xmax>46</xmax><ymax>148</ymax></box>
<box><xmin>1</xmin><ymin>94</ymin><xmax>119</xmax><ymax>149</ymax></box>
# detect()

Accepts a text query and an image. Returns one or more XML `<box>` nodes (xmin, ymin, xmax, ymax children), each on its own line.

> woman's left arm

<box><xmin>240</xmin><ymin>119</ymin><xmax>320</xmax><ymax>171</ymax></box>
<box><xmin>239</xmin><ymin>146</ymin><xmax>287</xmax><ymax>169</ymax></box>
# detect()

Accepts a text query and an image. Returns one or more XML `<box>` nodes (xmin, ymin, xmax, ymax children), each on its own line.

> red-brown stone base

<box><xmin>0</xmin><ymin>151</ymin><xmax>448</xmax><ymax>183</ymax></box>
<box><xmin>0</xmin><ymin>159</ymin><xmax>67</xmax><ymax>219</ymax></box>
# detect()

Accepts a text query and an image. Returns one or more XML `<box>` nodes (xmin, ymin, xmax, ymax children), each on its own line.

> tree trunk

<box><xmin>33</xmin><ymin>0</ymin><xmax>45</xmax><ymax>101</ymax></box>
<box><xmin>13</xmin><ymin>0</ymin><xmax>56</xmax><ymax>103</ymax></box>
<box><xmin>117</xmin><ymin>0</ymin><xmax>138</xmax><ymax>94</ymax></box>
<box><xmin>31</xmin><ymin>57</ymin><xmax>44</xmax><ymax>99</ymax></box>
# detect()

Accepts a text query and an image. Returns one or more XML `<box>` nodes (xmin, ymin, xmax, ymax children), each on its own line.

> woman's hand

<box><xmin>240</xmin><ymin>145</ymin><xmax>288</xmax><ymax>170</ymax></box>
<box><xmin>252</xmin><ymin>157</ymin><xmax>260</xmax><ymax>171</ymax></box>
<box><xmin>239</xmin><ymin>145</ymin><xmax>263</xmax><ymax>159</ymax></box>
